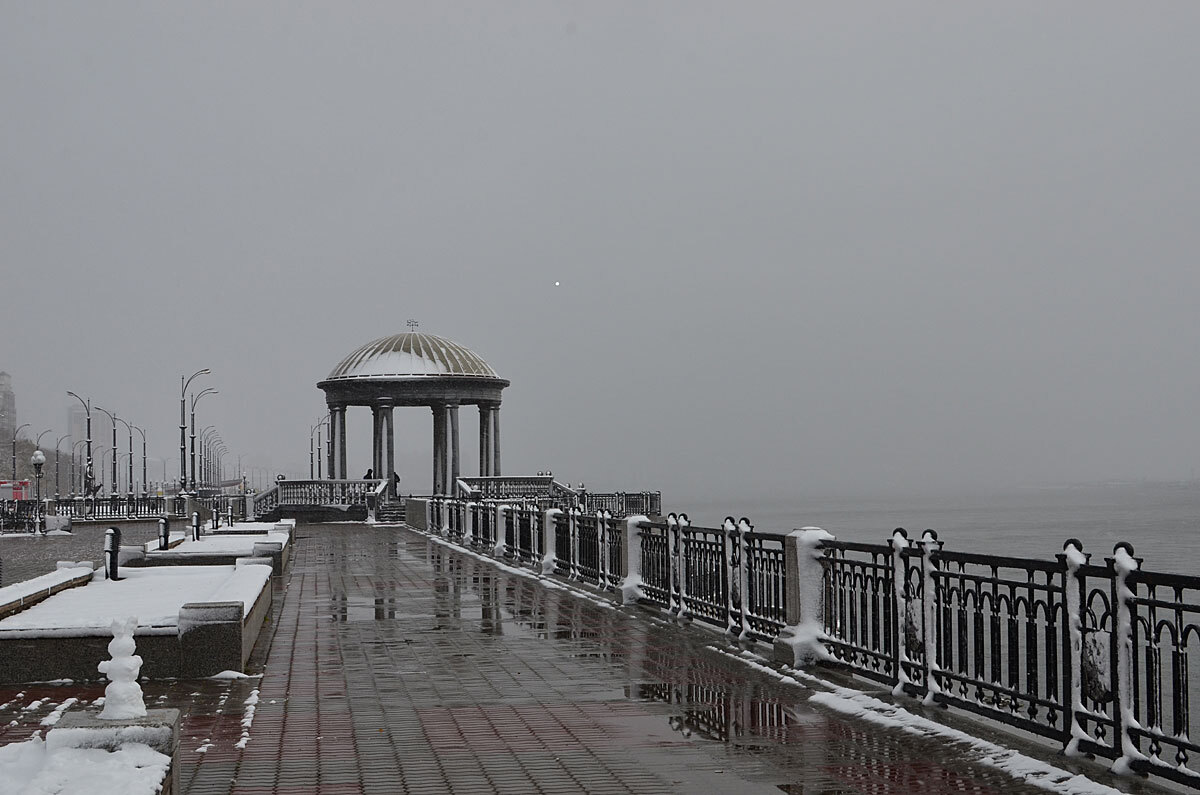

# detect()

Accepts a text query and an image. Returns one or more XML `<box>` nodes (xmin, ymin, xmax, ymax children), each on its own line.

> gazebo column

<box><xmin>492</xmin><ymin>405</ymin><xmax>501</xmax><ymax>476</ymax></box>
<box><xmin>327</xmin><ymin>405</ymin><xmax>342</xmax><ymax>479</ymax></box>
<box><xmin>371</xmin><ymin>406</ymin><xmax>382</xmax><ymax>479</ymax></box>
<box><xmin>382</xmin><ymin>401</ymin><xmax>395</xmax><ymax>498</ymax></box>
<box><xmin>337</xmin><ymin>407</ymin><xmax>348</xmax><ymax>479</ymax></box>
<box><xmin>449</xmin><ymin>404</ymin><xmax>460</xmax><ymax>493</ymax></box>
<box><xmin>478</xmin><ymin>405</ymin><xmax>491</xmax><ymax>476</ymax></box>
<box><xmin>432</xmin><ymin>404</ymin><xmax>446</xmax><ymax>495</ymax></box>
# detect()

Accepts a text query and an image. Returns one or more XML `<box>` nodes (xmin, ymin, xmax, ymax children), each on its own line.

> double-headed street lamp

<box><xmin>94</xmin><ymin>407</ymin><xmax>119</xmax><ymax>497</ymax></box>
<box><xmin>201</xmin><ymin>427</ymin><xmax>220</xmax><ymax>488</ymax></box>
<box><xmin>191</xmin><ymin>388</ymin><xmax>218</xmax><ymax>491</ymax></box>
<box><xmin>309</xmin><ymin>414</ymin><xmax>329</xmax><ymax>479</ymax></box>
<box><xmin>109</xmin><ymin>415</ymin><xmax>135</xmax><ymax>499</ymax></box>
<box><xmin>11</xmin><ymin>422</ymin><xmax>29</xmax><ymax>480</ymax></box>
<box><xmin>70</xmin><ymin>439</ymin><xmax>87</xmax><ymax>496</ymax></box>
<box><xmin>55</xmin><ymin>434</ymin><xmax>70</xmax><ymax>499</ymax></box>
<box><xmin>133</xmin><ymin>425</ymin><xmax>147</xmax><ymax>497</ymax></box>
<box><xmin>180</xmin><ymin>369</ymin><xmax>210</xmax><ymax>494</ymax></box>
<box><xmin>66</xmin><ymin>392</ymin><xmax>93</xmax><ymax>498</ymax></box>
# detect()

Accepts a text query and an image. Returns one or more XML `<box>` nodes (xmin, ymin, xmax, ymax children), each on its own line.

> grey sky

<box><xmin>3</xmin><ymin>3</ymin><xmax>1199</xmax><ymax>503</ymax></box>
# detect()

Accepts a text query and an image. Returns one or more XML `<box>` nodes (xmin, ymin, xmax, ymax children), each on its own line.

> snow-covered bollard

<box><xmin>158</xmin><ymin>516</ymin><xmax>170</xmax><ymax>550</ymax></box>
<box><xmin>192</xmin><ymin>511</ymin><xmax>201</xmax><ymax>542</ymax></box>
<box><xmin>104</xmin><ymin>527</ymin><xmax>121</xmax><ymax>580</ymax></box>
<box><xmin>97</xmin><ymin>616</ymin><xmax>147</xmax><ymax>720</ymax></box>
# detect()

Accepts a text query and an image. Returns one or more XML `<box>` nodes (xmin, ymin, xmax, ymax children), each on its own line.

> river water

<box><xmin>672</xmin><ymin>481</ymin><xmax>1200</xmax><ymax>572</ymax></box>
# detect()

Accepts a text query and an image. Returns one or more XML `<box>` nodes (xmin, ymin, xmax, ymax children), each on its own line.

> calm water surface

<box><xmin>674</xmin><ymin>482</ymin><xmax>1200</xmax><ymax>573</ymax></box>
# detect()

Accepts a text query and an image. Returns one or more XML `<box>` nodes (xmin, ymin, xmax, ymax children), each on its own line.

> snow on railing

<box><xmin>406</xmin><ymin>498</ymin><xmax>1200</xmax><ymax>790</ymax></box>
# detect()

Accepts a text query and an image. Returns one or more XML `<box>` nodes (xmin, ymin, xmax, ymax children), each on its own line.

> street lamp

<box><xmin>110</xmin><ymin>415</ymin><xmax>134</xmax><ymax>500</ymax></box>
<box><xmin>35</xmin><ymin>429</ymin><xmax>52</xmax><ymax>449</ymax></box>
<box><xmin>66</xmin><ymin>391</ymin><xmax>93</xmax><ymax>499</ymax></box>
<box><xmin>190</xmin><ymin>388</ymin><xmax>218</xmax><ymax>491</ymax></box>
<box><xmin>180</xmin><ymin>369</ymin><xmax>210</xmax><ymax>494</ymax></box>
<box><xmin>132</xmin><ymin>425</ymin><xmax>147</xmax><ymax>497</ymax></box>
<box><xmin>70</xmin><ymin>439</ymin><xmax>87</xmax><ymax>497</ymax></box>
<box><xmin>201</xmin><ymin>427</ymin><xmax>219</xmax><ymax>488</ymax></box>
<box><xmin>11</xmin><ymin>422</ymin><xmax>29</xmax><ymax>480</ymax></box>
<box><xmin>30</xmin><ymin>449</ymin><xmax>45</xmax><ymax>534</ymax></box>
<box><xmin>54</xmin><ymin>434</ymin><xmax>70</xmax><ymax>500</ymax></box>
<box><xmin>310</xmin><ymin>414</ymin><xmax>329</xmax><ymax>479</ymax></box>
<box><xmin>94</xmin><ymin>407</ymin><xmax>119</xmax><ymax>497</ymax></box>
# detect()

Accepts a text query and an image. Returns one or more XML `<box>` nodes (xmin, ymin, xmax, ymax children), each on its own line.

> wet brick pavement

<box><xmin>0</xmin><ymin>524</ymin><xmax>1148</xmax><ymax>793</ymax></box>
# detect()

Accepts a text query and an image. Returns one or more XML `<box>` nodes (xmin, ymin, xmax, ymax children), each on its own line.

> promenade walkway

<box><xmin>0</xmin><ymin>524</ymin><xmax>1158</xmax><ymax>793</ymax></box>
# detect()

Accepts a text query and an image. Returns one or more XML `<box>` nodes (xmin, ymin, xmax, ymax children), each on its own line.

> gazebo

<box><xmin>317</xmin><ymin>332</ymin><xmax>510</xmax><ymax>497</ymax></box>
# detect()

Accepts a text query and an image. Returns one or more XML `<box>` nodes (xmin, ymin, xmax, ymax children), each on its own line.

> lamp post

<box><xmin>35</xmin><ymin>429</ymin><xmax>52</xmax><ymax>449</ymax></box>
<box><xmin>190</xmin><ymin>388</ymin><xmax>218</xmax><ymax>491</ymax></box>
<box><xmin>67</xmin><ymin>392</ymin><xmax>92</xmax><ymax>500</ymax></box>
<box><xmin>30</xmin><ymin>449</ymin><xmax>45</xmax><ymax>534</ymax></box>
<box><xmin>54</xmin><ymin>434</ymin><xmax>70</xmax><ymax>500</ymax></box>
<box><xmin>94</xmin><ymin>407</ymin><xmax>119</xmax><ymax>497</ymax></box>
<box><xmin>202</xmin><ymin>428</ymin><xmax>219</xmax><ymax>488</ymax></box>
<box><xmin>132</xmin><ymin>425</ymin><xmax>147</xmax><ymax>497</ymax></box>
<box><xmin>70</xmin><ymin>439</ymin><xmax>87</xmax><ymax>497</ymax></box>
<box><xmin>11</xmin><ymin>422</ymin><xmax>29</xmax><ymax>480</ymax></box>
<box><xmin>107</xmin><ymin>415</ymin><xmax>135</xmax><ymax>500</ymax></box>
<box><xmin>180</xmin><ymin>369</ymin><xmax>210</xmax><ymax>495</ymax></box>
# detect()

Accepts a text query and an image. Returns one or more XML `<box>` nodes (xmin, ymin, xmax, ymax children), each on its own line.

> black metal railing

<box><xmin>404</xmin><ymin>497</ymin><xmax>1200</xmax><ymax>790</ymax></box>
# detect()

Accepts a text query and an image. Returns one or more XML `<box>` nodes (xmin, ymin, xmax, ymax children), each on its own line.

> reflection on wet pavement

<box><xmin>0</xmin><ymin>525</ymin><xmax>1074</xmax><ymax>793</ymax></box>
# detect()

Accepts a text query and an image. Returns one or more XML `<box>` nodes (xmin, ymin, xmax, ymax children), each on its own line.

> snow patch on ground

<box><xmin>208</xmin><ymin>670</ymin><xmax>256</xmax><ymax>680</ymax></box>
<box><xmin>235</xmin><ymin>689</ymin><xmax>259</xmax><ymax>749</ymax></box>
<box><xmin>0</xmin><ymin>735</ymin><xmax>169</xmax><ymax>795</ymax></box>
<box><xmin>39</xmin><ymin>699</ymin><xmax>77</xmax><ymax>726</ymax></box>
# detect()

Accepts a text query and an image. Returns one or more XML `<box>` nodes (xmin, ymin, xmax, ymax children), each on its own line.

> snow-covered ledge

<box><xmin>772</xmin><ymin>527</ymin><xmax>834</xmax><ymax>668</ymax></box>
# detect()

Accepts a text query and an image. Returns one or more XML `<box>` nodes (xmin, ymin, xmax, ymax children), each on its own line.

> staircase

<box><xmin>376</xmin><ymin>502</ymin><xmax>406</xmax><ymax>524</ymax></box>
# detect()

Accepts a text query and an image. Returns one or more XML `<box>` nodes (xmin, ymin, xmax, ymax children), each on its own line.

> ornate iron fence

<box><xmin>405</xmin><ymin>498</ymin><xmax>1200</xmax><ymax>790</ymax></box>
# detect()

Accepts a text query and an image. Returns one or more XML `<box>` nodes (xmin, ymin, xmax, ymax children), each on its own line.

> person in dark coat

<box><xmin>364</xmin><ymin>468</ymin><xmax>374</xmax><ymax>479</ymax></box>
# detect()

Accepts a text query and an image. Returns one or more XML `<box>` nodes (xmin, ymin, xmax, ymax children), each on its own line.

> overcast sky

<box><xmin>3</xmin><ymin>2</ymin><xmax>1199</xmax><ymax>504</ymax></box>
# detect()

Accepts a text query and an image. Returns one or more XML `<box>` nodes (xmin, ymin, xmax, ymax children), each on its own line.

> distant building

<box><xmin>0</xmin><ymin>372</ymin><xmax>14</xmax><ymax>443</ymax></box>
<box><xmin>68</xmin><ymin>403</ymin><xmax>87</xmax><ymax>450</ymax></box>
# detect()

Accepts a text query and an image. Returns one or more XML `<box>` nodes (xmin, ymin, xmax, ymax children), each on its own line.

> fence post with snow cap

<box><xmin>493</xmin><ymin>504</ymin><xmax>508</xmax><ymax>558</ymax></box>
<box><xmin>542</xmin><ymin>508</ymin><xmax>562</xmax><ymax>575</ymax></box>
<box><xmin>772</xmin><ymin>527</ymin><xmax>834</xmax><ymax>668</ymax></box>
<box><xmin>918</xmin><ymin>529</ymin><xmax>944</xmax><ymax>705</ymax></box>
<box><xmin>619</xmin><ymin>515</ymin><xmax>649</xmax><ymax>605</ymax></box>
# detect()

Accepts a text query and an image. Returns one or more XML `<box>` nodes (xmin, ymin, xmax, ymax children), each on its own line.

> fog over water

<box><xmin>4</xmin><ymin>4</ymin><xmax>1200</xmax><ymax>547</ymax></box>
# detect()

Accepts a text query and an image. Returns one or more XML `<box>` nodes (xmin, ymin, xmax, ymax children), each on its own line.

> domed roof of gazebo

<box><xmin>324</xmin><ymin>332</ymin><xmax>501</xmax><ymax>382</ymax></box>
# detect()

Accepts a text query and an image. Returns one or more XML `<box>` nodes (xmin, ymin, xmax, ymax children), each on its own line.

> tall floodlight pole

<box><xmin>190</xmin><ymin>389</ymin><xmax>218</xmax><ymax>490</ymax></box>
<box><xmin>67</xmin><ymin>392</ymin><xmax>92</xmax><ymax>498</ymax></box>
<box><xmin>180</xmin><ymin>369</ymin><xmax>210</xmax><ymax>494</ymax></box>
<box><xmin>133</xmin><ymin>425</ymin><xmax>147</xmax><ymax>496</ymax></box>
<box><xmin>95</xmin><ymin>407</ymin><xmax>119</xmax><ymax>496</ymax></box>
<box><xmin>11</xmin><ymin>423</ymin><xmax>29</xmax><ymax>480</ymax></box>
<box><xmin>54</xmin><ymin>434</ymin><xmax>70</xmax><ymax>499</ymax></box>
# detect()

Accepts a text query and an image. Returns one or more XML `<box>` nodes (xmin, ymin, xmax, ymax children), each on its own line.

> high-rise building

<box><xmin>0</xmin><ymin>372</ymin><xmax>15</xmax><ymax>444</ymax></box>
<box><xmin>68</xmin><ymin>403</ymin><xmax>88</xmax><ymax>451</ymax></box>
